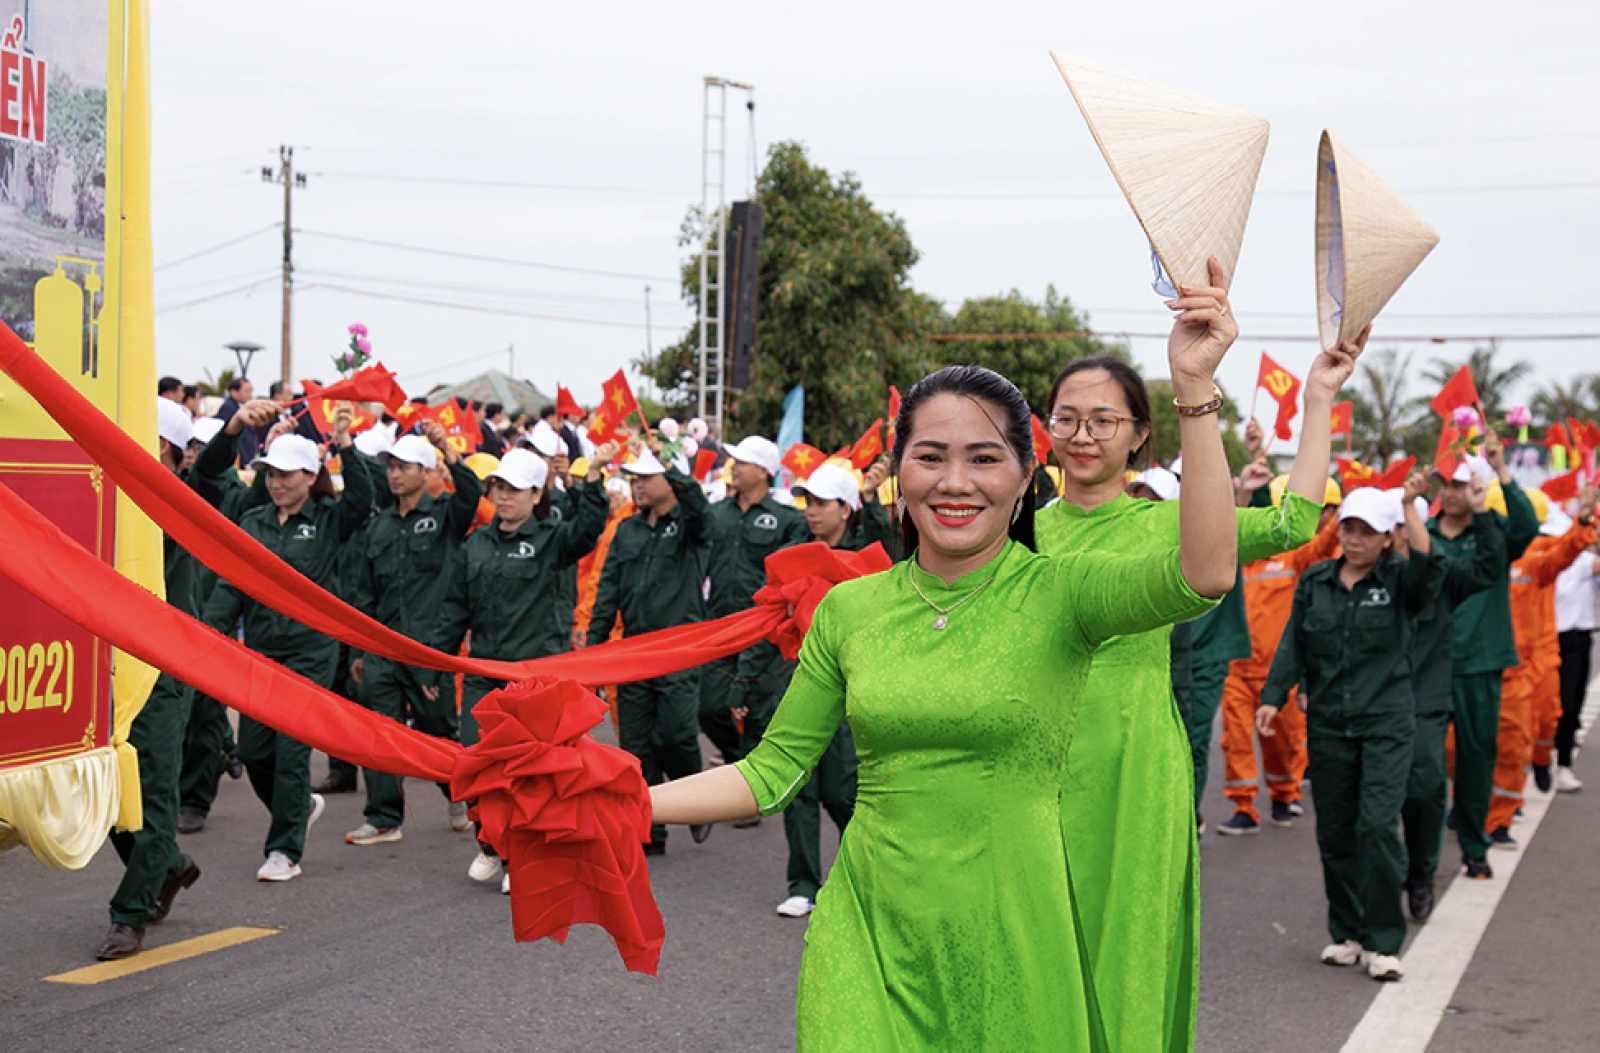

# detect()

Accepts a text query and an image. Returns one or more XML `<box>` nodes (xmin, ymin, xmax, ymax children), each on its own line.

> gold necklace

<box><xmin>907</xmin><ymin>559</ymin><xmax>1000</xmax><ymax>631</ymax></box>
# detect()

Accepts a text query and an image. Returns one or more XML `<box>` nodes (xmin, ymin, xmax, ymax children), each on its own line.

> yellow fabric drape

<box><xmin>0</xmin><ymin>748</ymin><xmax>122</xmax><ymax>868</ymax></box>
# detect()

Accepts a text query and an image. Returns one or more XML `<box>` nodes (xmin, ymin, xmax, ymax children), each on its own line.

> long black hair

<box><xmin>890</xmin><ymin>365</ymin><xmax>1037</xmax><ymax>556</ymax></box>
<box><xmin>1046</xmin><ymin>356</ymin><xmax>1153</xmax><ymax>469</ymax></box>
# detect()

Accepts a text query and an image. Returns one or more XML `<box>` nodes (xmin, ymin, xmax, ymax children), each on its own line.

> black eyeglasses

<box><xmin>1048</xmin><ymin>414</ymin><xmax>1139</xmax><ymax>441</ymax></box>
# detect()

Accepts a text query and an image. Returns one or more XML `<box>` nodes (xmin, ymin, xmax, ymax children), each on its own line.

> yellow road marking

<box><xmin>45</xmin><ymin>926</ymin><xmax>279</xmax><ymax>985</ymax></box>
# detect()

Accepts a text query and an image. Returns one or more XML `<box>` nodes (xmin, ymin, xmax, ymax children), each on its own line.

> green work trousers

<box><xmin>1187</xmin><ymin>659</ymin><xmax>1230</xmax><ymax>808</ymax></box>
<box><xmin>782</xmin><ymin>722</ymin><xmax>857</xmax><ymax>901</ymax></box>
<box><xmin>1450</xmin><ymin>672</ymin><xmax>1503</xmax><ymax>863</ymax></box>
<box><xmin>459</xmin><ymin>674</ymin><xmax>507</xmax><ymax>750</ymax></box>
<box><xmin>1307</xmin><ymin>715</ymin><xmax>1414</xmax><ymax>955</ymax></box>
<box><xmin>736</xmin><ymin>642</ymin><xmax>793</xmax><ymax>757</ymax></box>
<box><xmin>179</xmin><ymin>691</ymin><xmax>234</xmax><ymax>816</ymax></box>
<box><xmin>325</xmin><ymin>646</ymin><xmax>363</xmax><ymax>786</ymax></box>
<box><xmin>1402</xmin><ymin>707</ymin><xmax>1452</xmax><ymax>889</ymax></box>
<box><xmin>359</xmin><ymin>656</ymin><xmax>455</xmax><ymax>828</ymax></box>
<box><xmin>619</xmin><ymin>669</ymin><xmax>703</xmax><ymax>847</ymax></box>
<box><xmin>109</xmin><ymin>673</ymin><xmax>192</xmax><ymax>927</ymax></box>
<box><xmin>698</xmin><ymin>654</ymin><xmax>744</xmax><ymax>764</ymax></box>
<box><xmin>237</xmin><ymin>648</ymin><xmax>337</xmax><ymax>863</ymax></box>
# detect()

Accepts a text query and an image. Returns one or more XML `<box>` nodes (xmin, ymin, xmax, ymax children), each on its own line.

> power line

<box><xmin>312</xmin><ymin>170</ymin><xmax>687</xmax><ymax>196</ymax></box>
<box><xmin>296</xmin><ymin>267</ymin><xmax>694</xmax><ymax>314</ymax></box>
<box><xmin>156</xmin><ymin>267</ymin><xmax>281</xmax><ymax>298</ymax></box>
<box><xmin>295</xmin><ymin>228</ymin><xmax>680</xmax><ymax>283</ymax></box>
<box><xmin>300</xmin><ymin>282</ymin><xmax>688</xmax><ymax>331</ymax></box>
<box><xmin>155</xmin><ymin>277</ymin><xmax>280</xmax><ymax>314</ymax></box>
<box><xmin>154</xmin><ymin>225</ymin><xmax>279</xmax><ymax>271</ymax></box>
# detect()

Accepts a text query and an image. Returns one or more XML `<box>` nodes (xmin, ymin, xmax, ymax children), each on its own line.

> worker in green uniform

<box><xmin>342</xmin><ymin>425</ymin><xmax>483</xmax><ymax>845</ymax></box>
<box><xmin>771</xmin><ymin>460</ymin><xmax>892</xmax><ymax>917</ymax></box>
<box><xmin>431</xmin><ymin>445</ymin><xmax>611</xmax><ymax>889</ymax></box>
<box><xmin>699</xmin><ymin>435</ymin><xmax>810</xmax><ymax>767</ymax></box>
<box><xmin>1426</xmin><ymin>436</ymin><xmax>1539</xmax><ymax>880</ymax></box>
<box><xmin>176</xmin><ymin>417</ymin><xmax>248</xmax><ymax>835</ymax></box>
<box><xmin>97</xmin><ymin>399</ymin><xmax>255</xmax><ymax>959</ymax></box>
<box><xmin>1400</xmin><ymin>478</ymin><xmax>1504</xmax><ymax>921</ymax></box>
<box><xmin>199</xmin><ymin>403</ymin><xmax>375</xmax><ymax>883</ymax></box>
<box><xmin>1257</xmin><ymin>480</ymin><xmax>1440</xmax><ymax>983</ymax></box>
<box><xmin>588</xmin><ymin>447</ymin><xmax>715</xmax><ymax>854</ymax></box>
<box><xmin>523</xmin><ymin>419</ymin><xmax>582</xmax><ymax>649</ymax></box>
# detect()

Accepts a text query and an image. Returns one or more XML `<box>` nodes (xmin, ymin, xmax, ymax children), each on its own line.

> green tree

<box><xmin>1531</xmin><ymin>375</ymin><xmax>1594</xmax><ymax>428</ymax></box>
<box><xmin>639</xmin><ymin>142</ymin><xmax>937</xmax><ymax>452</ymax></box>
<box><xmin>1346</xmin><ymin>346</ymin><xmax>1425</xmax><ymax>466</ymax></box>
<box><xmin>936</xmin><ymin>288</ymin><xmax>1126</xmax><ymax>414</ymax></box>
<box><xmin>196</xmin><ymin>366</ymin><xmax>237</xmax><ymax>398</ymax></box>
<box><xmin>1144</xmin><ymin>378</ymin><xmax>1248</xmax><ymax>469</ymax></box>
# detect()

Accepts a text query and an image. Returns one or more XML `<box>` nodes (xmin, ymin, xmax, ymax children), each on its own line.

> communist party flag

<box><xmin>601</xmin><ymin>370</ymin><xmax>641</xmax><ymax>425</ymax></box>
<box><xmin>848</xmin><ymin>420</ymin><xmax>884</xmax><ymax>470</ymax></box>
<box><xmin>299</xmin><ymin>364</ymin><xmax>409</xmax><ymax>417</ymax></box>
<box><xmin>782</xmin><ymin>443</ymin><xmax>826</xmax><ymax>479</ymax></box>
<box><xmin>1429</xmin><ymin>365</ymin><xmax>1480</xmax><ymax>419</ymax></box>
<box><xmin>1336</xmin><ymin>457</ymin><xmax>1377</xmax><ymax>493</ymax></box>
<box><xmin>1330</xmin><ymin>401</ymin><xmax>1353</xmax><ymax>436</ymax></box>
<box><xmin>424</xmin><ymin>399</ymin><xmax>481</xmax><ymax>455</ymax></box>
<box><xmin>1031</xmin><ymin>415</ymin><xmax>1052</xmax><ymax>465</ymax></box>
<box><xmin>1256</xmin><ymin>353</ymin><xmax>1302</xmax><ymax>441</ymax></box>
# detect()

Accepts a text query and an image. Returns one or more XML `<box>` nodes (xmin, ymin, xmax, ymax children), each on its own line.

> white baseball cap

<box><xmin>354</xmin><ymin>421</ymin><xmax>397</xmax><ymax>458</ymax></box>
<box><xmin>191</xmin><ymin>416</ymin><xmax>225</xmax><ymax>446</ymax></box>
<box><xmin>725</xmin><ymin>435</ymin><xmax>781</xmax><ymax>477</ymax></box>
<box><xmin>381</xmin><ymin>433</ymin><xmax>437</xmax><ymax>468</ymax></box>
<box><xmin>251</xmin><ymin>434</ymin><xmax>322</xmax><ymax>475</ymax></box>
<box><xmin>525</xmin><ymin>420</ymin><xmax>562</xmax><ymax>458</ymax></box>
<box><xmin>157</xmin><ymin>398</ymin><xmax>193</xmax><ymax>449</ymax></box>
<box><xmin>1339</xmin><ymin>487</ymin><xmax>1405</xmax><ymax>533</ymax></box>
<box><xmin>621</xmin><ymin>449</ymin><xmax>668</xmax><ymax>476</ymax></box>
<box><xmin>1434</xmin><ymin>453</ymin><xmax>1495</xmax><ymax>485</ymax></box>
<box><xmin>1540</xmin><ymin>508</ymin><xmax>1573</xmax><ymax>538</ymax></box>
<box><xmin>791</xmin><ymin>463</ymin><xmax>862</xmax><ymax>511</ymax></box>
<box><xmin>486</xmin><ymin>448</ymin><xmax>549</xmax><ymax>491</ymax></box>
<box><xmin>1131</xmin><ymin>467</ymin><xmax>1180</xmax><ymax>502</ymax></box>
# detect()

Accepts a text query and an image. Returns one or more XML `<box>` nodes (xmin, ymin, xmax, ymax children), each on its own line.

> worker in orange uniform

<box><xmin>574</xmin><ymin>473</ymin><xmax>638</xmax><ymax>722</ymax></box>
<box><xmin>1487</xmin><ymin>483</ymin><xmax>1598</xmax><ymax>847</ymax></box>
<box><xmin>1531</xmin><ymin>494</ymin><xmax>1596</xmax><ymax>791</ymax></box>
<box><xmin>1215</xmin><ymin>473</ymin><xmax>1344</xmax><ymax>835</ymax></box>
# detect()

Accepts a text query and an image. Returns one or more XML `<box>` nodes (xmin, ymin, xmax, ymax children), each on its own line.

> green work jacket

<box><xmin>1262</xmin><ymin>551</ymin><xmax>1443</xmax><ymax>730</ymax></box>
<box><xmin>705</xmin><ymin>491</ymin><xmax>809</xmax><ymax>618</ymax></box>
<box><xmin>432</xmin><ymin>480</ymin><xmax>607</xmax><ymax>663</ymax></box>
<box><xmin>346</xmin><ymin>458</ymin><xmax>481</xmax><ymax>641</ymax></box>
<box><xmin>1430</xmin><ymin>481</ymin><xmax>1540</xmax><ymax>676</ymax></box>
<box><xmin>1410</xmin><ymin>511</ymin><xmax>1507</xmax><ymax>710</ymax></box>
<box><xmin>588</xmin><ymin>469</ymin><xmax>713</xmax><ymax>643</ymax></box>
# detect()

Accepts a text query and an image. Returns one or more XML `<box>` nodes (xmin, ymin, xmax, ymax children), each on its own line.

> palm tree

<box><xmin>1350</xmin><ymin>346</ymin><xmax>1419</xmax><ymax>465</ymax></box>
<box><xmin>1423</xmin><ymin>343</ymin><xmax>1533</xmax><ymax>424</ymax></box>
<box><xmin>196</xmin><ymin>367</ymin><xmax>237</xmax><ymax>399</ymax></box>
<box><xmin>1531</xmin><ymin>376</ymin><xmax>1593</xmax><ymax>429</ymax></box>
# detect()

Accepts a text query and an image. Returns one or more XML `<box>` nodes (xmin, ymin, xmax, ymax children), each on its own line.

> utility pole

<box><xmin>507</xmin><ymin>343</ymin><xmax>515</xmax><ymax>378</ymax></box>
<box><xmin>262</xmin><ymin>146</ymin><xmax>308</xmax><ymax>389</ymax></box>
<box><xmin>698</xmin><ymin>76</ymin><xmax>754</xmax><ymax>436</ymax></box>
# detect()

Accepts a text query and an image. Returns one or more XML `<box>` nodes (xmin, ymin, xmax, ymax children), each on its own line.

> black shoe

<box><xmin>1463</xmin><ymin>856</ymin><xmax>1494</xmax><ymax>880</ymax></box>
<box><xmin>732</xmin><ymin>816</ymin><xmax>762</xmax><ymax>829</ymax></box>
<box><xmin>150</xmin><ymin>856</ymin><xmax>201</xmax><ymax>924</ymax></box>
<box><xmin>642</xmin><ymin>841</ymin><xmax>666</xmax><ymax>857</ymax></box>
<box><xmin>1216</xmin><ymin>811</ymin><xmax>1260</xmax><ymax>837</ymax></box>
<box><xmin>1269</xmin><ymin>801</ymin><xmax>1295</xmax><ymax>828</ymax></box>
<box><xmin>177</xmin><ymin>810</ymin><xmax>206</xmax><ymax>835</ymax></box>
<box><xmin>96</xmin><ymin>922</ymin><xmax>144</xmax><ymax>961</ymax></box>
<box><xmin>690</xmin><ymin>823</ymin><xmax>712</xmax><ymax>844</ymax></box>
<box><xmin>225</xmin><ymin>753</ymin><xmax>244</xmax><ymax>780</ymax></box>
<box><xmin>1406</xmin><ymin>881</ymin><xmax>1435</xmax><ymax>923</ymax></box>
<box><xmin>1490</xmin><ymin>826</ymin><xmax>1518</xmax><ymax>851</ymax></box>
<box><xmin>312</xmin><ymin>774</ymin><xmax>358</xmax><ymax>794</ymax></box>
<box><xmin>1533</xmin><ymin>765</ymin><xmax>1552</xmax><ymax>794</ymax></box>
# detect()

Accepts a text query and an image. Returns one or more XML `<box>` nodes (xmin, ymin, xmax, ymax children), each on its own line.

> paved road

<box><xmin>3</xmin><ymin>677</ymin><xmax>1596</xmax><ymax>1052</ymax></box>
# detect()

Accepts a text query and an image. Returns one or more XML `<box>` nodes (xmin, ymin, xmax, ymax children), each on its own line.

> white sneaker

<box><xmin>1320</xmin><ymin>939</ymin><xmax>1363</xmax><ymax>966</ymax></box>
<box><xmin>345</xmin><ymin>823</ymin><xmax>403</xmax><ymax>845</ymax></box>
<box><xmin>307</xmin><ymin>793</ymin><xmax>325</xmax><ymax>829</ymax></box>
<box><xmin>448</xmin><ymin>801</ymin><xmax>472</xmax><ymax>832</ymax></box>
<box><xmin>467</xmin><ymin>850</ymin><xmax>502</xmax><ymax>883</ymax></box>
<box><xmin>501</xmin><ymin>871</ymin><xmax>511</xmax><ymax>896</ymax></box>
<box><xmin>1363</xmin><ymin>951</ymin><xmax>1404</xmax><ymax>981</ymax></box>
<box><xmin>776</xmin><ymin>895</ymin><xmax>816</xmax><ymax>918</ymax></box>
<box><xmin>1556</xmin><ymin>767</ymin><xmax>1584</xmax><ymax>793</ymax></box>
<box><xmin>257</xmin><ymin>851</ymin><xmax>302</xmax><ymax>882</ymax></box>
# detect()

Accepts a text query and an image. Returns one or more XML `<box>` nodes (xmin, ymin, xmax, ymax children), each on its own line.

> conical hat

<box><xmin>1316</xmin><ymin>131</ymin><xmax>1438</xmax><ymax>348</ymax></box>
<box><xmin>1051</xmin><ymin>54</ymin><xmax>1270</xmax><ymax>290</ymax></box>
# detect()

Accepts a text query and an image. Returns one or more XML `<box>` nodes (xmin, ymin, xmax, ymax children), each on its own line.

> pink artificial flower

<box><xmin>1505</xmin><ymin>405</ymin><xmax>1532</xmax><ymax>427</ymax></box>
<box><xmin>356</xmin><ymin>338</ymin><xmax>373</xmax><ymax>354</ymax></box>
<box><xmin>1451</xmin><ymin>406</ymin><xmax>1480</xmax><ymax>429</ymax></box>
<box><xmin>348</xmin><ymin>323</ymin><xmax>368</xmax><ymax>337</ymax></box>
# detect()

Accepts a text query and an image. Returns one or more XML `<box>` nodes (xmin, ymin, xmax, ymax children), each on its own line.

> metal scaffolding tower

<box><xmin>697</xmin><ymin>76</ymin><xmax>754</xmax><ymax>435</ymax></box>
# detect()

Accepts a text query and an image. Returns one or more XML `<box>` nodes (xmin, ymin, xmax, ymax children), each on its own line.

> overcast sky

<box><xmin>149</xmin><ymin>0</ymin><xmax>1599</xmax><ymax>439</ymax></box>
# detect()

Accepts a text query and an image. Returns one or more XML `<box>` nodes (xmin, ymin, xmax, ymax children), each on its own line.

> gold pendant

<box><xmin>933</xmin><ymin>614</ymin><xmax>948</xmax><ymax>630</ymax></box>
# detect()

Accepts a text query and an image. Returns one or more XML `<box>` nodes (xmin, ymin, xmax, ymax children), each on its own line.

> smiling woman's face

<box><xmin>1050</xmin><ymin>368</ymin><xmax>1149</xmax><ymax>488</ymax></box>
<box><xmin>898</xmin><ymin>392</ymin><xmax>1030</xmax><ymax>566</ymax></box>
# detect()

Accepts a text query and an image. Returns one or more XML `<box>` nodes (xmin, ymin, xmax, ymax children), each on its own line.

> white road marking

<box><xmin>1341</xmin><ymin>671</ymin><xmax>1600</xmax><ymax>1052</ymax></box>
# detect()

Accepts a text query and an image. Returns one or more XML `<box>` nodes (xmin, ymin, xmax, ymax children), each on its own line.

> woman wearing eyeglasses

<box><xmin>1035</xmin><ymin>303</ymin><xmax>1369</xmax><ymax>1053</ymax></box>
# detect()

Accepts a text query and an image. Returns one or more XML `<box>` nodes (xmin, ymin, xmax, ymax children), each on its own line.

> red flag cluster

<box><xmin>300</xmin><ymin>364</ymin><xmax>409</xmax><ymax>417</ymax></box>
<box><xmin>1336</xmin><ymin>455</ymin><xmax>1415</xmax><ymax>494</ymax></box>
<box><xmin>397</xmin><ymin>399</ymin><xmax>481</xmax><ymax>455</ymax></box>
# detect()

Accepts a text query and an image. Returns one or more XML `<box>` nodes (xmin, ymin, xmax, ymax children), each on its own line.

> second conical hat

<box><xmin>1051</xmin><ymin>54</ymin><xmax>1270</xmax><ymax>290</ymax></box>
<box><xmin>1316</xmin><ymin>131</ymin><xmax>1439</xmax><ymax>348</ymax></box>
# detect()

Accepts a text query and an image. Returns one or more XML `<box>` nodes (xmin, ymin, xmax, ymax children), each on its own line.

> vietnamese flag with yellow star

<box><xmin>782</xmin><ymin>443</ymin><xmax>826</xmax><ymax>479</ymax></box>
<box><xmin>600</xmin><ymin>370</ymin><xmax>641</xmax><ymax>424</ymax></box>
